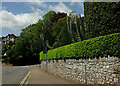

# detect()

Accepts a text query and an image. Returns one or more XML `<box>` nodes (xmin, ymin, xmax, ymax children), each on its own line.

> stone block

<box><xmin>109</xmin><ymin>79</ymin><xmax>113</xmax><ymax>82</ymax></box>
<box><xmin>114</xmin><ymin>78</ymin><xmax>118</xmax><ymax>82</ymax></box>
<box><xmin>65</xmin><ymin>64</ymin><xmax>73</xmax><ymax>69</ymax></box>
<box><xmin>112</xmin><ymin>74</ymin><xmax>117</xmax><ymax>77</ymax></box>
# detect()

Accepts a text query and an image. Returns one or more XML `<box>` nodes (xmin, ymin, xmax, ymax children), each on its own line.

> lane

<box><xmin>2</xmin><ymin>66</ymin><xmax>30</xmax><ymax>84</ymax></box>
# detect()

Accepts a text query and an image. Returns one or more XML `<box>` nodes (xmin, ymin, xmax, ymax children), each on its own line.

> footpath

<box><xmin>27</xmin><ymin>66</ymin><xmax>79</xmax><ymax>84</ymax></box>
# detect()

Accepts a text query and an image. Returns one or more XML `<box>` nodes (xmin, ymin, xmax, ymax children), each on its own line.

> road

<box><xmin>2</xmin><ymin>65</ymin><xmax>30</xmax><ymax>84</ymax></box>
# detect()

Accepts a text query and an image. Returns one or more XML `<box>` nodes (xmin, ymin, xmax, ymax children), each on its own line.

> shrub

<box><xmin>40</xmin><ymin>33</ymin><xmax>120</xmax><ymax>61</ymax></box>
<box><xmin>84</xmin><ymin>2</ymin><xmax>120</xmax><ymax>39</ymax></box>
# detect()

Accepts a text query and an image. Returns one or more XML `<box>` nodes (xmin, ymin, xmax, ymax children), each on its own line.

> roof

<box><xmin>6</xmin><ymin>34</ymin><xmax>17</xmax><ymax>38</ymax></box>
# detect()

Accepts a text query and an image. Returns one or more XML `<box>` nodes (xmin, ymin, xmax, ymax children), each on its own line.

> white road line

<box><xmin>19</xmin><ymin>70</ymin><xmax>31</xmax><ymax>86</ymax></box>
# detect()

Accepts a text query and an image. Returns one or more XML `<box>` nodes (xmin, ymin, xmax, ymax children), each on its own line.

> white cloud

<box><xmin>27</xmin><ymin>0</ymin><xmax>47</xmax><ymax>8</ymax></box>
<box><xmin>71</xmin><ymin>0</ymin><xmax>84</xmax><ymax>3</ymax></box>
<box><xmin>49</xmin><ymin>2</ymin><xmax>72</xmax><ymax>14</ymax></box>
<box><xmin>70</xmin><ymin>2</ymin><xmax>74</xmax><ymax>6</ymax></box>
<box><xmin>0</xmin><ymin>9</ymin><xmax>43</xmax><ymax>31</ymax></box>
<box><xmin>70</xmin><ymin>2</ymin><xmax>83</xmax><ymax>6</ymax></box>
<box><xmin>78</xmin><ymin>2</ymin><xmax>84</xmax><ymax>7</ymax></box>
<box><xmin>81</xmin><ymin>14</ymin><xmax>84</xmax><ymax>17</ymax></box>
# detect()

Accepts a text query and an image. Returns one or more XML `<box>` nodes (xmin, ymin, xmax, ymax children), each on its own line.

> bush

<box><xmin>40</xmin><ymin>33</ymin><xmax>120</xmax><ymax>61</ymax></box>
<box><xmin>84</xmin><ymin>2</ymin><xmax>120</xmax><ymax>39</ymax></box>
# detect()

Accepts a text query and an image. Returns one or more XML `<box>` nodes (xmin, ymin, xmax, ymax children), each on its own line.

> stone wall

<box><xmin>41</xmin><ymin>56</ymin><xmax>119</xmax><ymax>84</ymax></box>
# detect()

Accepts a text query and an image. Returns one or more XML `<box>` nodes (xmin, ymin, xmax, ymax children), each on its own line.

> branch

<box><xmin>45</xmin><ymin>40</ymin><xmax>54</xmax><ymax>49</ymax></box>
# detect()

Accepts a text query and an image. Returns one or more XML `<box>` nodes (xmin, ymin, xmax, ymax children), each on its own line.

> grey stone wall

<box><xmin>41</xmin><ymin>56</ymin><xmax>119</xmax><ymax>84</ymax></box>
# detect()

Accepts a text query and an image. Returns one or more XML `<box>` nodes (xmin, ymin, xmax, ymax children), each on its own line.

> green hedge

<box><xmin>40</xmin><ymin>33</ymin><xmax>120</xmax><ymax>61</ymax></box>
<box><xmin>84</xmin><ymin>2</ymin><xmax>120</xmax><ymax>39</ymax></box>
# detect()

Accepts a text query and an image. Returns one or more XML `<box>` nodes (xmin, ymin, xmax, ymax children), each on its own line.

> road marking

<box><xmin>19</xmin><ymin>70</ymin><xmax>31</xmax><ymax>86</ymax></box>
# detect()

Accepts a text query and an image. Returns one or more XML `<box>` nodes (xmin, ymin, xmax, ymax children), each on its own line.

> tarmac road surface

<box><xmin>2</xmin><ymin>65</ymin><xmax>30</xmax><ymax>84</ymax></box>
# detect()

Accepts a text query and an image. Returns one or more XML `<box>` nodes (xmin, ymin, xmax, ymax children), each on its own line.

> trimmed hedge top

<box><xmin>40</xmin><ymin>33</ymin><xmax>120</xmax><ymax>61</ymax></box>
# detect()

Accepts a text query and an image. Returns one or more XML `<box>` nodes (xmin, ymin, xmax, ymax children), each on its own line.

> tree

<box><xmin>54</xmin><ymin>23</ymin><xmax>72</xmax><ymax>47</ymax></box>
<box><xmin>67</xmin><ymin>11</ymin><xmax>85</xmax><ymax>42</ymax></box>
<box><xmin>6</xmin><ymin>23</ymin><xmax>44</xmax><ymax>65</ymax></box>
<box><xmin>5</xmin><ymin>10</ymin><xmax>85</xmax><ymax>65</ymax></box>
<box><xmin>40</xmin><ymin>11</ymin><xmax>67</xmax><ymax>49</ymax></box>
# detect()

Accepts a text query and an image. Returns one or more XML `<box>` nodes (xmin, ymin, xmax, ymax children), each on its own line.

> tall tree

<box><xmin>67</xmin><ymin>11</ymin><xmax>85</xmax><ymax>42</ymax></box>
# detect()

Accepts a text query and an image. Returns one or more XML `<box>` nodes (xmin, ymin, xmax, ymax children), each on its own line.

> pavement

<box><xmin>27</xmin><ymin>66</ymin><xmax>79</xmax><ymax>84</ymax></box>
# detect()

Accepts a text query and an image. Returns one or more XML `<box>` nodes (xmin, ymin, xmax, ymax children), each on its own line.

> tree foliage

<box><xmin>6</xmin><ymin>10</ymin><xmax>84</xmax><ymax>65</ymax></box>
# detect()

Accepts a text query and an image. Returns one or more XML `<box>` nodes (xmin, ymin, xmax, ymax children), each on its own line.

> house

<box><xmin>6</xmin><ymin>34</ymin><xmax>17</xmax><ymax>44</ymax></box>
<box><xmin>0</xmin><ymin>34</ymin><xmax>17</xmax><ymax>45</ymax></box>
<box><xmin>0</xmin><ymin>34</ymin><xmax>17</xmax><ymax>55</ymax></box>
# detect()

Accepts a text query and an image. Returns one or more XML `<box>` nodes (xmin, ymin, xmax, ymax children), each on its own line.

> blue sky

<box><xmin>0</xmin><ymin>1</ymin><xmax>84</xmax><ymax>37</ymax></box>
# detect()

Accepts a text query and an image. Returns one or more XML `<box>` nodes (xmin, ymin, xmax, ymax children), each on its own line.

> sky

<box><xmin>0</xmin><ymin>1</ymin><xmax>84</xmax><ymax>37</ymax></box>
